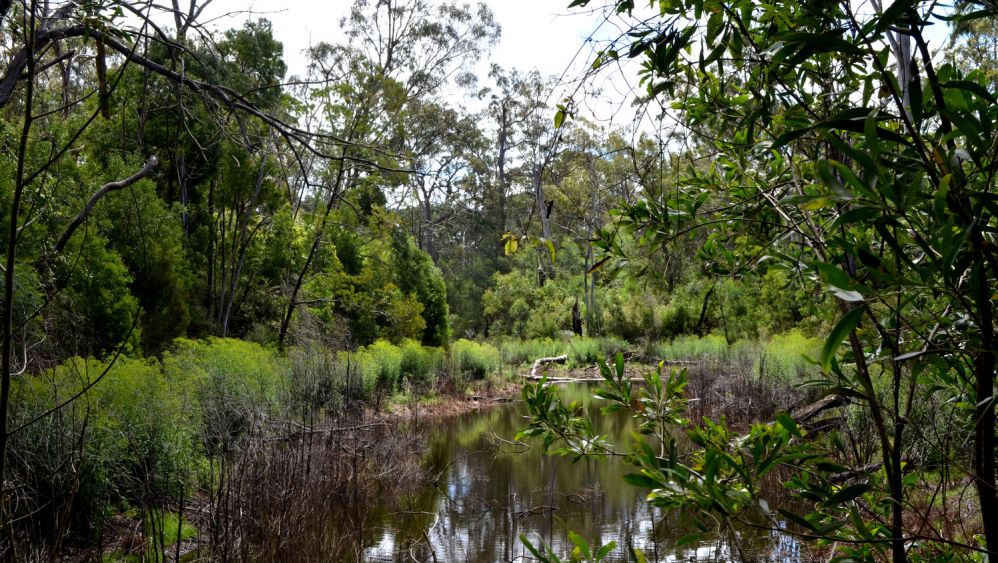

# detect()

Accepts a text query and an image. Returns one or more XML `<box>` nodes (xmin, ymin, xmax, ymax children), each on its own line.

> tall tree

<box><xmin>277</xmin><ymin>0</ymin><xmax>497</xmax><ymax>349</ymax></box>
<box><xmin>553</xmin><ymin>0</ymin><xmax>998</xmax><ymax>559</ymax></box>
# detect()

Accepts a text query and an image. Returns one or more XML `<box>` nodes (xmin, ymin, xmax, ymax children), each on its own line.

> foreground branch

<box><xmin>53</xmin><ymin>155</ymin><xmax>158</xmax><ymax>254</ymax></box>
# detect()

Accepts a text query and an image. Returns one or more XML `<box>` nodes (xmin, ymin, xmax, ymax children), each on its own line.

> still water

<box><xmin>350</xmin><ymin>383</ymin><xmax>806</xmax><ymax>562</ymax></box>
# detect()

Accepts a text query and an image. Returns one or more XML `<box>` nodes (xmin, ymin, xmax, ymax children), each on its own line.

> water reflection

<box><xmin>346</xmin><ymin>384</ymin><xmax>805</xmax><ymax>562</ymax></box>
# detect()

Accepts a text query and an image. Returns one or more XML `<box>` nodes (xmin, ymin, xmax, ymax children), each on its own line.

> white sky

<box><xmin>210</xmin><ymin>1</ymin><xmax>598</xmax><ymax>77</ymax></box>
<box><xmin>191</xmin><ymin>1</ymin><xmax>957</xmax><ymax>132</ymax></box>
<box><xmin>198</xmin><ymin>0</ymin><xmax>651</xmax><ymax>126</ymax></box>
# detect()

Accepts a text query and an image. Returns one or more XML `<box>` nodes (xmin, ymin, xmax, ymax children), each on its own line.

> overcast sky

<box><xmin>191</xmin><ymin>1</ymin><xmax>955</xmax><ymax>130</ymax></box>
<box><xmin>204</xmin><ymin>1</ymin><xmax>597</xmax><ymax>76</ymax></box>
<box><xmin>195</xmin><ymin>0</ymin><xmax>650</xmax><ymax>126</ymax></box>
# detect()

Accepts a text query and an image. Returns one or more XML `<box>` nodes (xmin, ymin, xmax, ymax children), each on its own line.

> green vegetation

<box><xmin>513</xmin><ymin>0</ymin><xmax>998</xmax><ymax>560</ymax></box>
<box><xmin>450</xmin><ymin>339</ymin><xmax>502</xmax><ymax>382</ymax></box>
<box><xmin>9</xmin><ymin>336</ymin><xmax>501</xmax><ymax>557</ymax></box>
<box><xmin>0</xmin><ymin>0</ymin><xmax>996</xmax><ymax>560</ymax></box>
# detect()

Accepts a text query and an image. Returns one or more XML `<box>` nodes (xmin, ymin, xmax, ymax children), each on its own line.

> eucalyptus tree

<box><xmin>0</xmin><ymin>0</ymin><xmax>372</xmax><ymax>535</ymax></box>
<box><xmin>519</xmin><ymin>0</ymin><xmax>998</xmax><ymax>559</ymax></box>
<box><xmin>948</xmin><ymin>1</ymin><xmax>998</xmax><ymax>89</ymax></box>
<box><xmin>399</xmin><ymin>99</ymin><xmax>483</xmax><ymax>262</ymax></box>
<box><xmin>486</xmin><ymin>66</ymin><xmax>568</xmax><ymax>282</ymax></box>
<box><xmin>276</xmin><ymin>0</ymin><xmax>498</xmax><ymax>348</ymax></box>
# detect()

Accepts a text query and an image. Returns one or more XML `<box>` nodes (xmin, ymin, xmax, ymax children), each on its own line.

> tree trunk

<box><xmin>973</xmin><ymin>256</ymin><xmax>998</xmax><ymax>558</ymax></box>
<box><xmin>0</xmin><ymin>0</ymin><xmax>37</xmax><ymax>514</ymax></box>
<box><xmin>221</xmin><ymin>151</ymin><xmax>268</xmax><ymax>336</ymax></box>
<box><xmin>420</xmin><ymin>185</ymin><xmax>436</xmax><ymax>262</ymax></box>
<box><xmin>533</xmin><ymin>165</ymin><xmax>554</xmax><ymax>282</ymax></box>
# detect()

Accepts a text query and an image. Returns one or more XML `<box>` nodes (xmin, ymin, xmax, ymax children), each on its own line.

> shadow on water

<box><xmin>334</xmin><ymin>383</ymin><xmax>809</xmax><ymax>562</ymax></box>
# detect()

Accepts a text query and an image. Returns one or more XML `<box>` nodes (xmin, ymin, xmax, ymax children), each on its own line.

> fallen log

<box><xmin>624</xmin><ymin>353</ymin><xmax>699</xmax><ymax>366</ymax></box>
<box><xmin>805</xmin><ymin>415</ymin><xmax>846</xmax><ymax>434</ymax></box>
<box><xmin>514</xmin><ymin>505</ymin><xmax>558</xmax><ymax>518</ymax></box>
<box><xmin>530</xmin><ymin>354</ymin><xmax>568</xmax><ymax>378</ymax></box>
<box><xmin>792</xmin><ymin>394</ymin><xmax>848</xmax><ymax>423</ymax></box>
<box><xmin>830</xmin><ymin>459</ymin><xmax>913</xmax><ymax>483</ymax></box>
<box><xmin>525</xmin><ymin>375</ymin><xmax>600</xmax><ymax>382</ymax></box>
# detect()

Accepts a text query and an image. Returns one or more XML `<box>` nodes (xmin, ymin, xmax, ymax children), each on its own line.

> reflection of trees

<box><xmin>350</xmin><ymin>385</ymin><xmax>804</xmax><ymax>561</ymax></box>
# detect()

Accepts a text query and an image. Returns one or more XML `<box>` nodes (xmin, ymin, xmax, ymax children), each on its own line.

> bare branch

<box><xmin>53</xmin><ymin>155</ymin><xmax>159</xmax><ymax>254</ymax></box>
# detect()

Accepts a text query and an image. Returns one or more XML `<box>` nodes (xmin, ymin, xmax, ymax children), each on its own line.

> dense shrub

<box><xmin>497</xmin><ymin>338</ymin><xmax>564</xmax><ymax>366</ymax></box>
<box><xmin>450</xmin><ymin>339</ymin><xmax>500</xmax><ymax>380</ymax></box>
<box><xmin>359</xmin><ymin>339</ymin><xmax>403</xmax><ymax>398</ymax></box>
<box><xmin>392</xmin><ymin>230</ymin><xmax>450</xmax><ymax>346</ymax></box>
<box><xmin>7</xmin><ymin>335</ymin><xmax>507</xmax><ymax>552</ymax></box>
<box><xmin>164</xmin><ymin>338</ymin><xmax>285</xmax><ymax>453</ymax></box>
<box><xmin>285</xmin><ymin>345</ymin><xmax>344</xmax><ymax>419</ymax></box>
<box><xmin>9</xmin><ymin>356</ymin><xmax>199</xmax><ymax>539</ymax></box>
<box><xmin>399</xmin><ymin>339</ymin><xmax>441</xmax><ymax>387</ymax></box>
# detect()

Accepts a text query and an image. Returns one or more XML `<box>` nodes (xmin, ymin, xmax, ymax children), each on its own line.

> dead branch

<box><xmin>53</xmin><ymin>156</ymin><xmax>159</xmax><ymax>254</ymax></box>
<box><xmin>530</xmin><ymin>354</ymin><xmax>567</xmax><ymax>378</ymax></box>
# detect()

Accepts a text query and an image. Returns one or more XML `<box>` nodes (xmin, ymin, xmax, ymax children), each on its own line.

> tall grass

<box><xmin>7</xmin><ymin>336</ymin><xmax>502</xmax><ymax>559</ymax></box>
<box><xmin>450</xmin><ymin>339</ymin><xmax>501</xmax><ymax>381</ymax></box>
<box><xmin>497</xmin><ymin>337</ymin><xmax>564</xmax><ymax>366</ymax></box>
<box><xmin>652</xmin><ymin>334</ymin><xmax>730</xmax><ymax>365</ymax></box>
<box><xmin>565</xmin><ymin>336</ymin><xmax>630</xmax><ymax>367</ymax></box>
<box><xmin>648</xmin><ymin>331</ymin><xmax>822</xmax><ymax>423</ymax></box>
<box><xmin>755</xmin><ymin>330</ymin><xmax>822</xmax><ymax>385</ymax></box>
<box><xmin>497</xmin><ymin>336</ymin><xmax>632</xmax><ymax>368</ymax></box>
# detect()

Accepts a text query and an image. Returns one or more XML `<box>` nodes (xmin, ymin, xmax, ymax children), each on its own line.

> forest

<box><xmin>0</xmin><ymin>0</ymin><xmax>996</xmax><ymax>561</ymax></box>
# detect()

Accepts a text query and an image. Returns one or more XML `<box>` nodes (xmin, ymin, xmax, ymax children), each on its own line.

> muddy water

<box><xmin>346</xmin><ymin>383</ymin><xmax>805</xmax><ymax>562</ymax></box>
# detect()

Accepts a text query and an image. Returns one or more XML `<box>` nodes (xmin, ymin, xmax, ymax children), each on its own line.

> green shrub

<box><xmin>450</xmin><ymin>339</ymin><xmax>500</xmax><ymax>380</ymax></box>
<box><xmin>525</xmin><ymin>313</ymin><xmax>560</xmax><ymax>339</ymax></box>
<box><xmin>163</xmin><ymin>338</ymin><xmax>285</xmax><ymax>453</ymax></box>
<box><xmin>359</xmin><ymin>339</ymin><xmax>403</xmax><ymax>397</ymax></box>
<box><xmin>9</xmin><ymin>355</ymin><xmax>201</xmax><ymax>536</ymax></box>
<box><xmin>498</xmin><ymin>338</ymin><xmax>564</xmax><ymax>366</ymax></box>
<box><xmin>755</xmin><ymin>330</ymin><xmax>821</xmax><ymax>385</ymax></box>
<box><xmin>566</xmin><ymin>337</ymin><xmax>600</xmax><ymax>367</ymax></box>
<box><xmin>392</xmin><ymin>230</ymin><xmax>450</xmax><ymax>346</ymax></box>
<box><xmin>399</xmin><ymin>339</ymin><xmax>441</xmax><ymax>386</ymax></box>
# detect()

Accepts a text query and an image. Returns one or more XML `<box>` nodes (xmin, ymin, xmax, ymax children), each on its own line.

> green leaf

<box><xmin>943</xmin><ymin>80</ymin><xmax>998</xmax><ymax>104</ymax></box>
<box><xmin>595</xmin><ymin>541</ymin><xmax>617</xmax><ymax>562</ymax></box>
<box><xmin>832</xmin><ymin>206</ymin><xmax>881</xmax><ymax>229</ymax></box>
<box><xmin>554</xmin><ymin>109</ymin><xmax>566</xmax><ymax>128</ymax></box>
<box><xmin>520</xmin><ymin>534</ymin><xmax>545</xmax><ymax>560</ymax></box>
<box><xmin>775</xmin><ymin>413</ymin><xmax>799</xmax><ymax>435</ymax></box>
<box><xmin>587</xmin><ymin>255</ymin><xmax>611</xmax><ymax>275</ymax></box>
<box><xmin>544</xmin><ymin>238</ymin><xmax>557</xmax><ymax>264</ymax></box>
<box><xmin>623</xmin><ymin>472</ymin><xmax>661</xmax><ymax>489</ymax></box>
<box><xmin>771</xmin><ymin>126</ymin><xmax>812</xmax><ymax>150</ymax></box>
<box><xmin>676</xmin><ymin>533</ymin><xmax>701</xmax><ymax>547</ymax></box>
<box><xmin>502</xmin><ymin>233</ymin><xmax>518</xmax><ymax>255</ymax></box>
<box><xmin>778</xmin><ymin>508</ymin><xmax>819</xmax><ymax>532</ymax></box>
<box><xmin>568</xmin><ymin>531</ymin><xmax>591</xmax><ymax>559</ymax></box>
<box><xmin>830</xmin><ymin>287</ymin><xmax>864</xmax><ymax>302</ymax></box>
<box><xmin>875</xmin><ymin>0</ymin><xmax>918</xmax><ymax>33</ymax></box>
<box><xmin>821</xmin><ymin>307</ymin><xmax>865</xmax><ymax>372</ymax></box>
<box><xmin>825</xmin><ymin>482</ymin><xmax>872</xmax><ymax>505</ymax></box>
<box><xmin>814</xmin><ymin>262</ymin><xmax>854</xmax><ymax>289</ymax></box>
